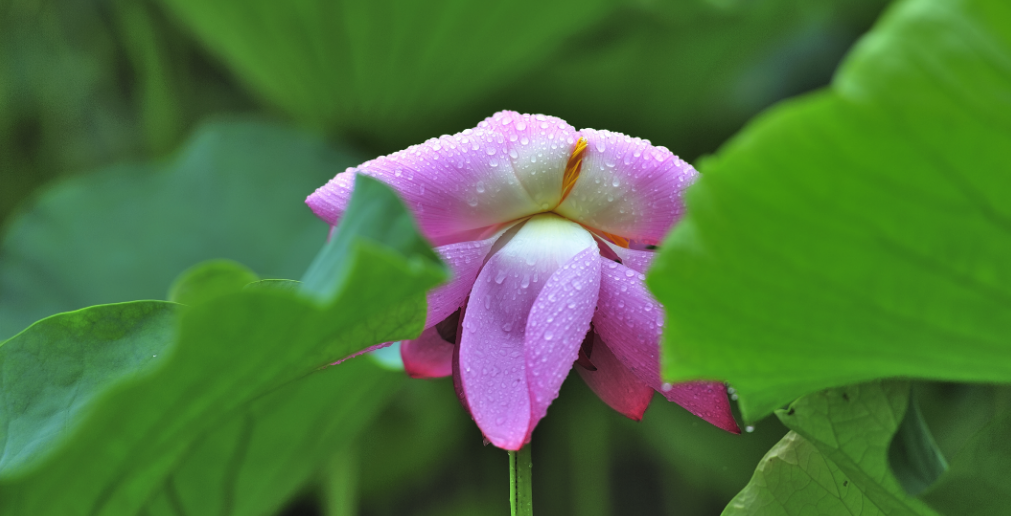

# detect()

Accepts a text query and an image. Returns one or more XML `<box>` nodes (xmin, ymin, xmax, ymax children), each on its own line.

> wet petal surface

<box><xmin>524</xmin><ymin>245</ymin><xmax>601</xmax><ymax>438</ymax></box>
<box><xmin>593</xmin><ymin>257</ymin><xmax>738</xmax><ymax>433</ymax></box>
<box><xmin>458</xmin><ymin>214</ymin><xmax>595</xmax><ymax>449</ymax></box>
<box><xmin>425</xmin><ymin>232</ymin><xmax>503</xmax><ymax>328</ymax></box>
<box><xmin>576</xmin><ymin>332</ymin><xmax>655</xmax><ymax>421</ymax></box>
<box><xmin>557</xmin><ymin>129</ymin><xmax>698</xmax><ymax>244</ymax></box>
<box><xmin>307</xmin><ymin>111</ymin><xmax>576</xmax><ymax>242</ymax></box>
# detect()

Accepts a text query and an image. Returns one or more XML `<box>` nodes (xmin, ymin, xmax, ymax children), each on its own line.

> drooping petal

<box><xmin>458</xmin><ymin>214</ymin><xmax>596</xmax><ymax>450</ymax></box>
<box><xmin>556</xmin><ymin>129</ymin><xmax>698</xmax><ymax>244</ymax></box>
<box><xmin>593</xmin><ymin>258</ymin><xmax>739</xmax><ymax>433</ymax></box>
<box><xmin>525</xmin><ymin>245</ymin><xmax>602</xmax><ymax>438</ymax></box>
<box><xmin>425</xmin><ymin>232</ymin><xmax>504</xmax><ymax>328</ymax></box>
<box><xmin>601</xmin><ymin>240</ymin><xmax>656</xmax><ymax>274</ymax></box>
<box><xmin>401</xmin><ymin>326</ymin><xmax>454</xmax><ymax>379</ymax></box>
<box><xmin>306</xmin><ymin>111</ymin><xmax>577</xmax><ymax>242</ymax></box>
<box><xmin>576</xmin><ymin>332</ymin><xmax>655</xmax><ymax>421</ymax></box>
<box><xmin>658</xmin><ymin>381</ymin><xmax>740</xmax><ymax>434</ymax></box>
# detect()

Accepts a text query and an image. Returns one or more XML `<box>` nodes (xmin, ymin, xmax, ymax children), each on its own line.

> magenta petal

<box><xmin>458</xmin><ymin>214</ymin><xmax>596</xmax><ymax>450</ymax></box>
<box><xmin>593</xmin><ymin>257</ymin><xmax>739</xmax><ymax>433</ymax></box>
<box><xmin>659</xmin><ymin>381</ymin><xmax>740</xmax><ymax>434</ymax></box>
<box><xmin>425</xmin><ymin>233</ymin><xmax>502</xmax><ymax>328</ymax></box>
<box><xmin>576</xmin><ymin>332</ymin><xmax>655</xmax><ymax>421</ymax></box>
<box><xmin>556</xmin><ymin>129</ymin><xmax>699</xmax><ymax>244</ymax></box>
<box><xmin>306</xmin><ymin>111</ymin><xmax>577</xmax><ymax>243</ymax></box>
<box><xmin>401</xmin><ymin>326</ymin><xmax>454</xmax><ymax>379</ymax></box>
<box><xmin>601</xmin><ymin>241</ymin><xmax>656</xmax><ymax>274</ymax></box>
<box><xmin>524</xmin><ymin>246</ymin><xmax>602</xmax><ymax>438</ymax></box>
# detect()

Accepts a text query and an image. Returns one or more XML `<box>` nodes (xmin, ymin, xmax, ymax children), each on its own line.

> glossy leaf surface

<box><xmin>650</xmin><ymin>0</ymin><xmax>1011</xmax><ymax>420</ymax></box>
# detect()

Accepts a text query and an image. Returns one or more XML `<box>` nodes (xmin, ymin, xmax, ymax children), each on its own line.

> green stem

<box><xmin>509</xmin><ymin>445</ymin><xmax>533</xmax><ymax>516</ymax></box>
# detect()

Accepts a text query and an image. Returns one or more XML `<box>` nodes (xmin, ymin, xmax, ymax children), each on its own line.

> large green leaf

<box><xmin>157</xmin><ymin>0</ymin><xmax>612</xmax><ymax>145</ymax></box>
<box><xmin>649</xmin><ymin>0</ymin><xmax>1011</xmax><ymax>420</ymax></box>
<box><xmin>167</xmin><ymin>259</ymin><xmax>261</xmax><ymax>306</ymax></box>
<box><xmin>141</xmin><ymin>360</ymin><xmax>402</xmax><ymax>516</ymax></box>
<box><xmin>0</xmin><ymin>119</ymin><xmax>362</xmax><ymax>341</ymax></box>
<box><xmin>725</xmin><ymin>381</ymin><xmax>937</xmax><ymax>516</ymax></box>
<box><xmin>0</xmin><ymin>301</ymin><xmax>179</xmax><ymax>473</ymax></box>
<box><xmin>0</xmin><ymin>178</ymin><xmax>447</xmax><ymax>515</ymax></box>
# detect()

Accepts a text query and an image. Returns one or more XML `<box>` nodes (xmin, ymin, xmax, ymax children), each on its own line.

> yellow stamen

<box><xmin>601</xmin><ymin>231</ymin><xmax>630</xmax><ymax>248</ymax></box>
<box><xmin>560</xmin><ymin>137</ymin><xmax>587</xmax><ymax>202</ymax></box>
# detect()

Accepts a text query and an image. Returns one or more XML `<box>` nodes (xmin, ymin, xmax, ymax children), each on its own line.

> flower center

<box><xmin>553</xmin><ymin>138</ymin><xmax>630</xmax><ymax>248</ymax></box>
<box><xmin>560</xmin><ymin>137</ymin><xmax>588</xmax><ymax>204</ymax></box>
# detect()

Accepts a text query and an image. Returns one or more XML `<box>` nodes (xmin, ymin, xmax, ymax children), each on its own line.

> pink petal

<box><xmin>556</xmin><ymin>129</ymin><xmax>699</xmax><ymax>244</ymax></box>
<box><xmin>524</xmin><ymin>245</ymin><xmax>602</xmax><ymax>440</ymax></box>
<box><xmin>658</xmin><ymin>381</ymin><xmax>740</xmax><ymax>434</ymax></box>
<box><xmin>593</xmin><ymin>258</ymin><xmax>739</xmax><ymax>433</ymax></box>
<box><xmin>601</xmin><ymin>240</ymin><xmax>656</xmax><ymax>274</ymax></box>
<box><xmin>458</xmin><ymin>214</ymin><xmax>596</xmax><ymax>450</ymax></box>
<box><xmin>576</xmin><ymin>332</ymin><xmax>655</xmax><ymax>421</ymax></box>
<box><xmin>425</xmin><ymin>232</ymin><xmax>503</xmax><ymax>328</ymax></box>
<box><xmin>401</xmin><ymin>325</ymin><xmax>454</xmax><ymax>379</ymax></box>
<box><xmin>306</xmin><ymin>111</ymin><xmax>577</xmax><ymax>243</ymax></box>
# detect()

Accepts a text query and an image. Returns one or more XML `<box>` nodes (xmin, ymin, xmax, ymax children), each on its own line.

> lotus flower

<box><xmin>307</xmin><ymin>111</ymin><xmax>739</xmax><ymax>450</ymax></box>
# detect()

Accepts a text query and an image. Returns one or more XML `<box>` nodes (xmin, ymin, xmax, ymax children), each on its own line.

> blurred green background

<box><xmin>0</xmin><ymin>0</ymin><xmax>914</xmax><ymax>514</ymax></box>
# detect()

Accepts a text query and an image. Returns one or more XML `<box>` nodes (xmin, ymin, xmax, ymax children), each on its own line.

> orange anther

<box><xmin>560</xmin><ymin>137</ymin><xmax>588</xmax><ymax>202</ymax></box>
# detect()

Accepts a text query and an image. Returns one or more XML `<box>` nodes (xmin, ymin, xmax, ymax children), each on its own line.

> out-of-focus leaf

<box><xmin>0</xmin><ymin>301</ymin><xmax>179</xmax><ymax>473</ymax></box>
<box><xmin>0</xmin><ymin>178</ymin><xmax>448</xmax><ymax>515</ymax></box>
<box><xmin>0</xmin><ymin>119</ymin><xmax>362</xmax><ymax>340</ymax></box>
<box><xmin>0</xmin><ymin>0</ymin><xmax>252</xmax><ymax>225</ymax></box>
<box><xmin>649</xmin><ymin>0</ymin><xmax>1011</xmax><ymax>420</ymax></box>
<box><xmin>157</xmin><ymin>0</ymin><xmax>612</xmax><ymax>146</ymax></box>
<box><xmin>921</xmin><ymin>407</ymin><xmax>1011</xmax><ymax>516</ymax></box>
<box><xmin>490</xmin><ymin>0</ymin><xmax>888</xmax><ymax>161</ymax></box>
<box><xmin>358</xmin><ymin>379</ymin><xmax>470</xmax><ymax>506</ymax></box>
<box><xmin>142</xmin><ymin>360</ymin><xmax>402</xmax><ymax>516</ymax></box>
<box><xmin>167</xmin><ymin>259</ymin><xmax>260</xmax><ymax>306</ymax></box>
<box><xmin>725</xmin><ymin>381</ymin><xmax>937</xmax><ymax>516</ymax></box>
<box><xmin>888</xmin><ymin>392</ymin><xmax>948</xmax><ymax>496</ymax></box>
